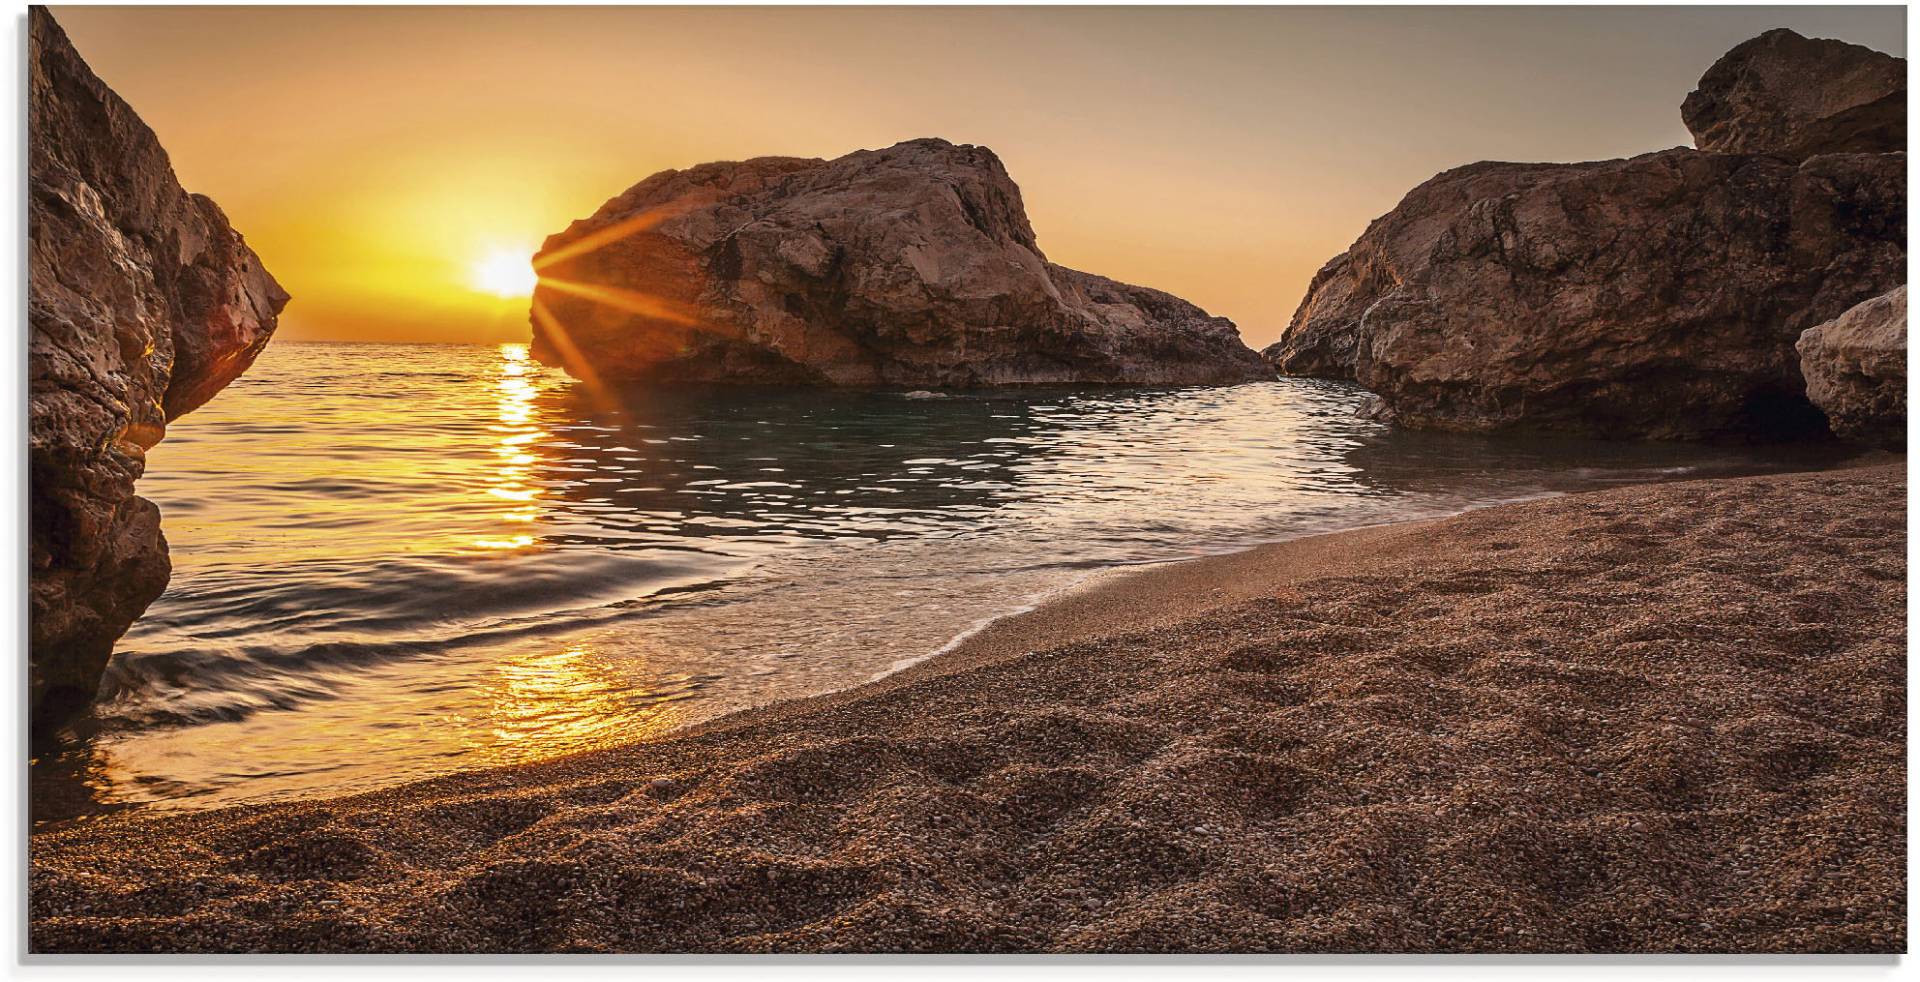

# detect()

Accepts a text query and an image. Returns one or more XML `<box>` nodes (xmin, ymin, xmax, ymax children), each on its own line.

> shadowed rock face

<box><xmin>1264</xmin><ymin>30</ymin><xmax>1905</xmax><ymax>442</ymax></box>
<box><xmin>1683</xmin><ymin>28</ymin><xmax>1906</xmax><ymax>161</ymax></box>
<box><xmin>531</xmin><ymin>138</ymin><xmax>1269</xmax><ymax>386</ymax></box>
<box><xmin>29</xmin><ymin>8</ymin><xmax>288</xmax><ymax>726</ymax></box>
<box><xmin>1798</xmin><ymin>285</ymin><xmax>1907</xmax><ymax>449</ymax></box>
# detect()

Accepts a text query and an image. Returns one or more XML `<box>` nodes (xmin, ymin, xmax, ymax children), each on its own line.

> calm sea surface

<box><xmin>31</xmin><ymin>341</ymin><xmax>1856</xmax><ymax>820</ymax></box>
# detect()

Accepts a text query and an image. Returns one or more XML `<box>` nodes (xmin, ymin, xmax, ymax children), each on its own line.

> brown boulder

<box><xmin>1683</xmin><ymin>29</ymin><xmax>1905</xmax><ymax>161</ymax></box>
<box><xmin>1263</xmin><ymin>160</ymin><xmax>1577</xmax><ymax>378</ymax></box>
<box><xmin>1265</xmin><ymin>148</ymin><xmax>1904</xmax><ymax>440</ymax></box>
<box><xmin>531</xmin><ymin>138</ymin><xmax>1268</xmax><ymax>386</ymax></box>
<box><xmin>1265</xmin><ymin>29</ymin><xmax>1908</xmax><ymax>442</ymax></box>
<box><xmin>29</xmin><ymin>9</ymin><xmax>288</xmax><ymax>726</ymax></box>
<box><xmin>1797</xmin><ymin>285</ymin><xmax>1906</xmax><ymax>449</ymax></box>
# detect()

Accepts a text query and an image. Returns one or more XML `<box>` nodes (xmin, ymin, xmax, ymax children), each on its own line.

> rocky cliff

<box><xmin>1262</xmin><ymin>30</ymin><xmax>1905</xmax><ymax>441</ymax></box>
<box><xmin>1798</xmin><ymin>285</ymin><xmax>1907</xmax><ymax>450</ymax></box>
<box><xmin>531</xmin><ymin>139</ymin><xmax>1268</xmax><ymax>386</ymax></box>
<box><xmin>29</xmin><ymin>8</ymin><xmax>288</xmax><ymax>726</ymax></box>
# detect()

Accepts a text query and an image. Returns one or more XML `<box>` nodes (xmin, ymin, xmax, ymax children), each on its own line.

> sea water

<box><xmin>29</xmin><ymin>341</ymin><xmax>1855</xmax><ymax>820</ymax></box>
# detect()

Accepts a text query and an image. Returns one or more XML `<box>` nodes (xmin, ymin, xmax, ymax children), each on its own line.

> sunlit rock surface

<box><xmin>1683</xmin><ymin>28</ymin><xmax>1906</xmax><ymax>161</ymax></box>
<box><xmin>1798</xmin><ymin>285</ymin><xmax>1907</xmax><ymax>450</ymax></box>
<box><xmin>530</xmin><ymin>138</ymin><xmax>1269</xmax><ymax>386</ymax></box>
<box><xmin>29</xmin><ymin>8</ymin><xmax>288</xmax><ymax>726</ymax></box>
<box><xmin>1264</xmin><ymin>32</ymin><xmax>1906</xmax><ymax>441</ymax></box>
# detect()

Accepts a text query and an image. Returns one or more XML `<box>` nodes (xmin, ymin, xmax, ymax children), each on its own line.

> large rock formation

<box><xmin>531</xmin><ymin>139</ymin><xmax>1268</xmax><ymax>386</ymax></box>
<box><xmin>29</xmin><ymin>8</ymin><xmax>288</xmax><ymax>726</ymax></box>
<box><xmin>1270</xmin><ymin>149</ymin><xmax>1904</xmax><ymax>439</ymax></box>
<box><xmin>1265</xmin><ymin>30</ymin><xmax>1905</xmax><ymax>441</ymax></box>
<box><xmin>1797</xmin><ymin>285</ymin><xmax>1906</xmax><ymax>449</ymax></box>
<box><xmin>1683</xmin><ymin>28</ymin><xmax>1906</xmax><ymax>161</ymax></box>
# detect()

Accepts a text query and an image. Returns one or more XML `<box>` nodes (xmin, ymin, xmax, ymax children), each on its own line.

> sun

<box><xmin>470</xmin><ymin>246</ymin><xmax>538</xmax><ymax>298</ymax></box>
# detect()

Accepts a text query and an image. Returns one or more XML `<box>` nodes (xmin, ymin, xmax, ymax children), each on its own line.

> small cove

<box><xmin>29</xmin><ymin>340</ymin><xmax>1859</xmax><ymax>822</ymax></box>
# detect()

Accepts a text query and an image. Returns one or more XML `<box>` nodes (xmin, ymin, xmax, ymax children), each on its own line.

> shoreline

<box><xmin>27</xmin><ymin>503</ymin><xmax>1456</xmax><ymax>828</ymax></box>
<box><xmin>676</xmin><ymin>515</ymin><xmax>1460</xmax><ymax>746</ymax></box>
<box><xmin>31</xmin><ymin>462</ymin><xmax>1907</xmax><ymax>952</ymax></box>
<box><xmin>680</xmin><ymin>455</ymin><xmax>1881</xmax><ymax>745</ymax></box>
<box><xmin>38</xmin><ymin>452</ymin><xmax>1776</xmax><ymax>825</ymax></box>
<box><xmin>29</xmin><ymin>460</ymin><xmax>1896</xmax><ymax>800</ymax></box>
<box><xmin>40</xmin><ymin>336</ymin><xmax>1872</xmax><ymax>822</ymax></box>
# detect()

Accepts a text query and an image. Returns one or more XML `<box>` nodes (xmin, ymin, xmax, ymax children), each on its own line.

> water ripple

<box><xmin>29</xmin><ymin>340</ymin><xmax>1856</xmax><ymax>821</ymax></box>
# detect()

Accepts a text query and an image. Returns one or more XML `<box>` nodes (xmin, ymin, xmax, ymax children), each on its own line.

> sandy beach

<box><xmin>29</xmin><ymin>463</ymin><xmax>1905</xmax><ymax>953</ymax></box>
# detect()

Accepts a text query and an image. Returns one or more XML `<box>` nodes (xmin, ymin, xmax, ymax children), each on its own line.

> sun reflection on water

<box><xmin>43</xmin><ymin>636</ymin><xmax>698</xmax><ymax>819</ymax></box>
<box><xmin>475</xmin><ymin>343</ymin><xmax>545</xmax><ymax>551</ymax></box>
<box><xmin>479</xmin><ymin>643</ymin><xmax>688</xmax><ymax>751</ymax></box>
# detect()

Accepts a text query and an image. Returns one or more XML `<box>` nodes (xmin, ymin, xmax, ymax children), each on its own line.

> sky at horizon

<box><xmin>51</xmin><ymin>5</ymin><xmax>1907</xmax><ymax>349</ymax></box>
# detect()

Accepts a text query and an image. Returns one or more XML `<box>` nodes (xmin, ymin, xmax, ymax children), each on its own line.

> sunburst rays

<box><xmin>525</xmin><ymin>198</ymin><xmax>725</xmax><ymax>403</ymax></box>
<box><xmin>528</xmin><ymin>295</ymin><xmax>622</xmax><ymax>413</ymax></box>
<box><xmin>535</xmin><ymin>277</ymin><xmax>704</xmax><ymax>327</ymax></box>
<box><xmin>529</xmin><ymin>200</ymin><xmax>702</xmax><ymax>274</ymax></box>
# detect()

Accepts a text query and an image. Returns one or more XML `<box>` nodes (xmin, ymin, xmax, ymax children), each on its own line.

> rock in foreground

<box><xmin>531</xmin><ymin>139</ymin><xmax>1268</xmax><ymax>386</ymax></box>
<box><xmin>29</xmin><ymin>8</ymin><xmax>288</xmax><ymax>725</ymax></box>
<box><xmin>1798</xmin><ymin>285</ymin><xmax>1907</xmax><ymax>449</ymax></box>
<box><xmin>1683</xmin><ymin>29</ymin><xmax>1906</xmax><ymax>161</ymax></box>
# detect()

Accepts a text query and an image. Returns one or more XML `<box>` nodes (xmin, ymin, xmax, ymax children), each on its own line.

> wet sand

<box><xmin>29</xmin><ymin>464</ymin><xmax>1906</xmax><ymax>953</ymax></box>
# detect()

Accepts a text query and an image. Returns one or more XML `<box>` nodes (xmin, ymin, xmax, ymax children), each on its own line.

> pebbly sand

<box><xmin>29</xmin><ymin>464</ymin><xmax>1906</xmax><ymax>953</ymax></box>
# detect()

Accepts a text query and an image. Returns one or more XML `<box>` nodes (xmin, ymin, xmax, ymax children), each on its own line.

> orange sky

<box><xmin>53</xmin><ymin>5</ymin><xmax>1905</xmax><ymax>348</ymax></box>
